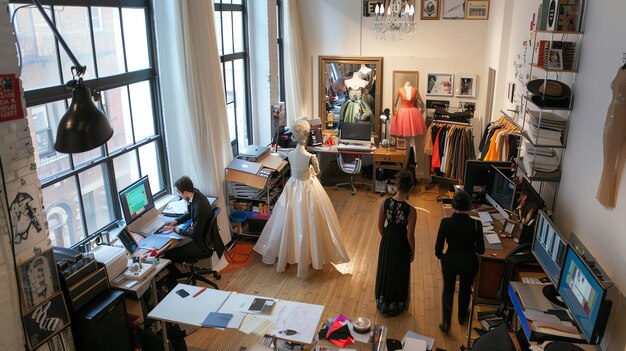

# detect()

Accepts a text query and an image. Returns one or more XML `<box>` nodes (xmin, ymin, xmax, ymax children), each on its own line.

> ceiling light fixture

<box><xmin>32</xmin><ymin>0</ymin><xmax>113</xmax><ymax>153</ymax></box>
<box><xmin>373</xmin><ymin>0</ymin><xmax>415</xmax><ymax>40</ymax></box>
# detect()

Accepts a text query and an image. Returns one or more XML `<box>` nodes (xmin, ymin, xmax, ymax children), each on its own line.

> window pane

<box><xmin>72</xmin><ymin>145</ymin><xmax>104</xmax><ymax>166</ymax></box>
<box><xmin>114</xmin><ymin>151</ymin><xmax>140</xmax><ymax>191</ymax></box>
<box><xmin>56</xmin><ymin>6</ymin><xmax>96</xmax><ymax>82</ymax></box>
<box><xmin>129</xmin><ymin>81</ymin><xmax>155</xmax><ymax>141</ymax></box>
<box><xmin>9</xmin><ymin>5</ymin><xmax>61</xmax><ymax>90</ymax></box>
<box><xmin>103</xmin><ymin>86</ymin><xmax>133</xmax><ymax>151</ymax></box>
<box><xmin>122</xmin><ymin>8</ymin><xmax>150</xmax><ymax>71</ymax></box>
<box><xmin>226</xmin><ymin>102</ymin><xmax>236</xmax><ymax>142</ymax></box>
<box><xmin>225</xmin><ymin>61</ymin><xmax>234</xmax><ymax>103</ymax></box>
<box><xmin>214</xmin><ymin>10</ymin><xmax>223</xmax><ymax>56</ymax></box>
<box><xmin>78</xmin><ymin>164</ymin><xmax>114</xmax><ymax>233</ymax></box>
<box><xmin>222</xmin><ymin>11</ymin><xmax>234</xmax><ymax>55</ymax></box>
<box><xmin>43</xmin><ymin>178</ymin><xmax>84</xmax><ymax>247</ymax></box>
<box><xmin>233</xmin><ymin>11</ymin><xmax>244</xmax><ymax>53</ymax></box>
<box><xmin>139</xmin><ymin>142</ymin><xmax>162</xmax><ymax>193</ymax></box>
<box><xmin>232</xmin><ymin>0</ymin><xmax>242</xmax><ymax>4</ymax></box>
<box><xmin>93</xmin><ymin>7</ymin><xmax>125</xmax><ymax>76</ymax></box>
<box><xmin>234</xmin><ymin>59</ymin><xmax>248</xmax><ymax>150</ymax></box>
<box><xmin>26</xmin><ymin>101</ymin><xmax>70</xmax><ymax>180</ymax></box>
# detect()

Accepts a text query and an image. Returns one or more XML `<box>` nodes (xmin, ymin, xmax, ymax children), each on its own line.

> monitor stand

<box><xmin>542</xmin><ymin>284</ymin><xmax>567</xmax><ymax>309</ymax></box>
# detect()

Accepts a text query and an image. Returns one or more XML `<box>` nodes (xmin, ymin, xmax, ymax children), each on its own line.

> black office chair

<box><xmin>179</xmin><ymin>206</ymin><xmax>222</xmax><ymax>289</ymax></box>
<box><xmin>496</xmin><ymin>243</ymin><xmax>534</xmax><ymax>315</ymax></box>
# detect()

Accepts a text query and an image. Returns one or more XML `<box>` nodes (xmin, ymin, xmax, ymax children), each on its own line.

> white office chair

<box><xmin>335</xmin><ymin>153</ymin><xmax>369</xmax><ymax>195</ymax></box>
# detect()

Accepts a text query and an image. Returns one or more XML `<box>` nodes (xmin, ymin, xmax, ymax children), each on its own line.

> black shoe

<box><xmin>439</xmin><ymin>323</ymin><xmax>450</xmax><ymax>334</ymax></box>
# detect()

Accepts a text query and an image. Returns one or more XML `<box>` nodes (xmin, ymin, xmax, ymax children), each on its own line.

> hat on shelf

<box><xmin>527</xmin><ymin>79</ymin><xmax>572</xmax><ymax>108</ymax></box>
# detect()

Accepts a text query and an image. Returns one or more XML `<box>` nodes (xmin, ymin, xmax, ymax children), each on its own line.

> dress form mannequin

<box><xmin>597</xmin><ymin>66</ymin><xmax>626</xmax><ymax>208</ymax></box>
<box><xmin>390</xmin><ymin>82</ymin><xmax>427</xmax><ymax>178</ymax></box>
<box><xmin>345</xmin><ymin>73</ymin><xmax>369</xmax><ymax>90</ymax></box>
<box><xmin>254</xmin><ymin>119</ymin><xmax>349</xmax><ymax>277</ymax></box>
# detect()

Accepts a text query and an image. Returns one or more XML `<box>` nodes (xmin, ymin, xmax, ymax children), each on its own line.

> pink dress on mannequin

<box><xmin>390</xmin><ymin>87</ymin><xmax>426</xmax><ymax>137</ymax></box>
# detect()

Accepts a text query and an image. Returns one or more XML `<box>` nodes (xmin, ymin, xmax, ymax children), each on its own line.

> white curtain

<box><xmin>283</xmin><ymin>0</ymin><xmax>309</xmax><ymax>124</ymax></box>
<box><xmin>153</xmin><ymin>0</ymin><xmax>233</xmax><ymax>246</ymax></box>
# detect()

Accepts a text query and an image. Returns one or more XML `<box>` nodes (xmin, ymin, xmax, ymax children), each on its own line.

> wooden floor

<box><xmin>184</xmin><ymin>184</ymin><xmax>468</xmax><ymax>351</ymax></box>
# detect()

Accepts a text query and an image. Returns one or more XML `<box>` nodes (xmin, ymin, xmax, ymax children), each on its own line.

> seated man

<box><xmin>161</xmin><ymin>176</ymin><xmax>224</xmax><ymax>285</ymax></box>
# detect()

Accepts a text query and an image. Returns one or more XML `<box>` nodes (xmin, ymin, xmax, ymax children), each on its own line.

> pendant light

<box><xmin>32</xmin><ymin>0</ymin><xmax>113</xmax><ymax>153</ymax></box>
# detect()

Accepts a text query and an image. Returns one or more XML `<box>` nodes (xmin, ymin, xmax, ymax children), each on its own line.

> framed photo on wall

<box><xmin>456</xmin><ymin>74</ymin><xmax>477</xmax><ymax>98</ymax></box>
<box><xmin>442</xmin><ymin>0</ymin><xmax>466</xmax><ymax>19</ymax></box>
<box><xmin>18</xmin><ymin>249</ymin><xmax>61</xmax><ymax>312</ymax></box>
<box><xmin>23</xmin><ymin>292</ymin><xmax>71</xmax><ymax>350</ymax></box>
<box><xmin>465</xmin><ymin>0</ymin><xmax>490</xmax><ymax>20</ymax></box>
<box><xmin>426</xmin><ymin>99</ymin><xmax>450</xmax><ymax>109</ymax></box>
<box><xmin>421</xmin><ymin>0</ymin><xmax>439</xmax><ymax>19</ymax></box>
<box><xmin>426</xmin><ymin>73</ymin><xmax>454</xmax><ymax>96</ymax></box>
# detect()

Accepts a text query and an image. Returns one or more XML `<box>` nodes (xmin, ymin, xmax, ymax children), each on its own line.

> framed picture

<box><xmin>545</xmin><ymin>49</ymin><xmax>564</xmax><ymax>69</ymax></box>
<box><xmin>392</xmin><ymin>70</ymin><xmax>420</xmax><ymax>111</ymax></box>
<box><xmin>426</xmin><ymin>73</ymin><xmax>454</xmax><ymax>96</ymax></box>
<box><xmin>426</xmin><ymin>99</ymin><xmax>450</xmax><ymax>109</ymax></box>
<box><xmin>396</xmin><ymin>138</ymin><xmax>407</xmax><ymax>150</ymax></box>
<box><xmin>23</xmin><ymin>292</ymin><xmax>71</xmax><ymax>350</ymax></box>
<box><xmin>456</xmin><ymin>74</ymin><xmax>477</xmax><ymax>98</ymax></box>
<box><xmin>18</xmin><ymin>250</ymin><xmax>61</xmax><ymax>312</ymax></box>
<box><xmin>442</xmin><ymin>0</ymin><xmax>465</xmax><ymax>19</ymax></box>
<box><xmin>465</xmin><ymin>0</ymin><xmax>490</xmax><ymax>20</ymax></box>
<box><xmin>42</xmin><ymin>327</ymin><xmax>75</xmax><ymax>351</ymax></box>
<box><xmin>500</xmin><ymin>218</ymin><xmax>519</xmax><ymax>238</ymax></box>
<box><xmin>459</xmin><ymin>101</ymin><xmax>476</xmax><ymax>113</ymax></box>
<box><xmin>421</xmin><ymin>0</ymin><xmax>439</xmax><ymax>19</ymax></box>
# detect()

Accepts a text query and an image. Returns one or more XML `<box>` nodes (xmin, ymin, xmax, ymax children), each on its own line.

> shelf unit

<box><xmin>515</xmin><ymin>25</ymin><xmax>586</xmax><ymax>210</ymax></box>
<box><xmin>225</xmin><ymin>163</ymin><xmax>290</xmax><ymax>238</ymax></box>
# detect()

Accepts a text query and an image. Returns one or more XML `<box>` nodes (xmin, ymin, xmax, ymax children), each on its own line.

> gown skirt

<box><xmin>390</xmin><ymin>107</ymin><xmax>426</xmax><ymax>137</ymax></box>
<box><xmin>253</xmin><ymin>171</ymin><xmax>350</xmax><ymax>278</ymax></box>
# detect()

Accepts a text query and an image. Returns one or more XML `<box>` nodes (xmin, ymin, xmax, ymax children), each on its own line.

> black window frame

<box><xmin>9</xmin><ymin>0</ymin><xmax>170</xmax><ymax>251</ymax></box>
<box><xmin>276</xmin><ymin>0</ymin><xmax>285</xmax><ymax>103</ymax></box>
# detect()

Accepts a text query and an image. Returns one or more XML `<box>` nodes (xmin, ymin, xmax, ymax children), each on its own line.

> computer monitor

<box><xmin>463</xmin><ymin>160</ymin><xmax>514</xmax><ymax>203</ymax></box>
<box><xmin>532</xmin><ymin>210</ymin><xmax>567</xmax><ymax>286</ymax></box>
<box><xmin>512</xmin><ymin>178</ymin><xmax>545</xmax><ymax>225</ymax></box>
<box><xmin>485</xmin><ymin>167</ymin><xmax>516</xmax><ymax>219</ymax></box>
<box><xmin>118</xmin><ymin>176</ymin><xmax>154</xmax><ymax>226</ymax></box>
<box><xmin>339</xmin><ymin>122</ymin><xmax>371</xmax><ymax>145</ymax></box>
<box><xmin>558</xmin><ymin>246</ymin><xmax>612</xmax><ymax>343</ymax></box>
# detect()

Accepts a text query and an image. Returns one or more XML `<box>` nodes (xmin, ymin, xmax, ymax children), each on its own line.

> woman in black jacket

<box><xmin>435</xmin><ymin>191</ymin><xmax>485</xmax><ymax>333</ymax></box>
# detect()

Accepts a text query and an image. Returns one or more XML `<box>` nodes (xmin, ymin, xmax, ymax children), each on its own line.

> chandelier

<box><xmin>373</xmin><ymin>0</ymin><xmax>415</xmax><ymax>40</ymax></box>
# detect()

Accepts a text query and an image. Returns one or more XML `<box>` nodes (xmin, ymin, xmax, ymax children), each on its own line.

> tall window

<box><xmin>213</xmin><ymin>0</ymin><xmax>251</xmax><ymax>155</ymax></box>
<box><xmin>9</xmin><ymin>1</ymin><xmax>168</xmax><ymax>249</ymax></box>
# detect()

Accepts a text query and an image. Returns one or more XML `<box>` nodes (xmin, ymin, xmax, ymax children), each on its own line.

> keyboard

<box><xmin>485</xmin><ymin>233</ymin><xmax>502</xmax><ymax>245</ymax></box>
<box><xmin>130</xmin><ymin>211</ymin><xmax>168</xmax><ymax>235</ymax></box>
<box><xmin>478</xmin><ymin>212</ymin><xmax>493</xmax><ymax>223</ymax></box>
<box><xmin>336</xmin><ymin>144</ymin><xmax>374</xmax><ymax>152</ymax></box>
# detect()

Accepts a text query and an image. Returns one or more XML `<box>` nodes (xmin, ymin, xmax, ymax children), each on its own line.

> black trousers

<box><xmin>441</xmin><ymin>253</ymin><xmax>478</xmax><ymax>326</ymax></box>
<box><xmin>162</xmin><ymin>237</ymin><xmax>211</xmax><ymax>282</ymax></box>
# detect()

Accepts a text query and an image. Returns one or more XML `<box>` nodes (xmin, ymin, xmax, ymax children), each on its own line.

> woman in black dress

<box><xmin>375</xmin><ymin>170</ymin><xmax>416</xmax><ymax>316</ymax></box>
<box><xmin>435</xmin><ymin>190</ymin><xmax>485</xmax><ymax>333</ymax></box>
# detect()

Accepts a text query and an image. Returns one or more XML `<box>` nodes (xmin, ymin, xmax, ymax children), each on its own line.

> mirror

<box><xmin>319</xmin><ymin>56</ymin><xmax>383</xmax><ymax>136</ymax></box>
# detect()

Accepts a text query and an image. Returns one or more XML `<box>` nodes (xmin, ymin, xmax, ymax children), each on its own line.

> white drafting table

<box><xmin>148</xmin><ymin>284</ymin><xmax>325</xmax><ymax>346</ymax></box>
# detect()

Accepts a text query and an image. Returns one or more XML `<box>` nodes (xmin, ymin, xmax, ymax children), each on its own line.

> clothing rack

<box><xmin>477</xmin><ymin>113</ymin><xmax>522</xmax><ymax>161</ymax></box>
<box><xmin>424</xmin><ymin>122</ymin><xmax>475</xmax><ymax>183</ymax></box>
<box><xmin>431</xmin><ymin>119</ymin><xmax>472</xmax><ymax>126</ymax></box>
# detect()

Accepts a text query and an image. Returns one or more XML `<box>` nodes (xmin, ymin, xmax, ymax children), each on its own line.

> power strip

<box><xmin>123</xmin><ymin>263</ymin><xmax>156</xmax><ymax>281</ymax></box>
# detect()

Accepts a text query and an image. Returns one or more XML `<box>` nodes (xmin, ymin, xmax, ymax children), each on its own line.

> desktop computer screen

<box><xmin>485</xmin><ymin>167</ymin><xmax>516</xmax><ymax>218</ymax></box>
<box><xmin>118</xmin><ymin>176</ymin><xmax>154</xmax><ymax>225</ymax></box>
<box><xmin>558</xmin><ymin>246</ymin><xmax>611</xmax><ymax>343</ymax></box>
<box><xmin>532</xmin><ymin>210</ymin><xmax>568</xmax><ymax>286</ymax></box>
<box><xmin>512</xmin><ymin>178</ymin><xmax>544</xmax><ymax>225</ymax></box>
<box><xmin>339</xmin><ymin>122</ymin><xmax>371</xmax><ymax>145</ymax></box>
<box><xmin>463</xmin><ymin>160</ymin><xmax>513</xmax><ymax>203</ymax></box>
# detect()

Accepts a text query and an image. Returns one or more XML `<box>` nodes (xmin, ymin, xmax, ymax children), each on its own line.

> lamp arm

<box><xmin>32</xmin><ymin>0</ymin><xmax>86</xmax><ymax>77</ymax></box>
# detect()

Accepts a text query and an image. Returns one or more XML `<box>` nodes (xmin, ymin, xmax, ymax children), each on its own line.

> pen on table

<box><xmin>193</xmin><ymin>287</ymin><xmax>207</xmax><ymax>298</ymax></box>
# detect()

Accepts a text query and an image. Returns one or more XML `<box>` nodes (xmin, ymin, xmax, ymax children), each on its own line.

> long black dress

<box><xmin>375</xmin><ymin>198</ymin><xmax>413</xmax><ymax>316</ymax></box>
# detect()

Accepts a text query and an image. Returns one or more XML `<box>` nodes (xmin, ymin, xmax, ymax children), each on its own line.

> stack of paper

<box><xmin>401</xmin><ymin>331</ymin><xmax>434</xmax><ymax>351</ymax></box>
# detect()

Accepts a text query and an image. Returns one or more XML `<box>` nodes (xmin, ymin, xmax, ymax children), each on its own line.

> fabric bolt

<box><xmin>376</xmin><ymin>198</ymin><xmax>413</xmax><ymax>316</ymax></box>
<box><xmin>253</xmin><ymin>153</ymin><xmax>350</xmax><ymax>278</ymax></box>
<box><xmin>390</xmin><ymin>87</ymin><xmax>426</xmax><ymax>137</ymax></box>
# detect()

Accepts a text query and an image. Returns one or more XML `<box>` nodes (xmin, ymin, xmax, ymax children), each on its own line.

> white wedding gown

<box><xmin>253</xmin><ymin>149</ymin><xmax>350</xmax><ymax>277</ymax></box>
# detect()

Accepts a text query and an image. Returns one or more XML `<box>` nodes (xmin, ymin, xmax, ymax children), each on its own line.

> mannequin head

<box><xmin>291</xmin><ymin>118</ymin><xmax>311</xmax><ymax>145</ymax></box>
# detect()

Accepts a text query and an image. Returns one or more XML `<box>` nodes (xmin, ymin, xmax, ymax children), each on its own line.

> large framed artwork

<box><xmin>442</xmin><ymin>0</ymin><xmax>465</xmax><ymax>19</ymax></box>
<box><xmin>426</xmin><ymin>73</ymin><xmax>454</xmax><ymax>96</ymax></box>
<box><xmin>23</xmin><ymin>292</ymin><xmax>71</xmax><ymax>350</ymax></box>
<box><xmin>421</xmin><ymin>0</ymin><xmax>439</xmax><ymax>19</ymax></box>
<box><xmin>18</xmin><ymin>249</ymin><xmax>61</xmax><ymax>312</ymax></box>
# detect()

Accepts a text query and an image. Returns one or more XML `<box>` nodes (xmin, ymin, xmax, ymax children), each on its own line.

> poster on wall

<box><xmin>421</xmin><ymin>0</ymin><xmax>439</xmax><ymax>19</ymax></box>
<box><xmin>0</xmin><ymin>74</ymin><xmax>24</xmax><ymax>123</ymax></box>
<box><xmin>19</xmin><ymin>250</ymin><xmax>61</xmax><ymax>312</ymax></box>
<box><xmin>442</xmin><ymin>0</ymin><xmax>465</xmax><ymax>19</ymax></box>
<box><xmin>426</xmin><ymin>73</ymin><xmax>454</xmax><ymax>96</ymax></box>
<box><xmin>34</xmin><ymin>327</ymin><xmax>75</xmax><ymax>351</ymax></box>
<box><xmin>9</xmin><ymin>182</ymin><xmax>50</xmax><ymax>258</ymax></box>
<box><xmin>22</xmin><ymin>292</ymin><xmax>71</xmax><ymax>350</ymax></box>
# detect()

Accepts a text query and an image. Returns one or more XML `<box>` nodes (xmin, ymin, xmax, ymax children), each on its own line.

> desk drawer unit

<box><xmin>374</xmin><ymin>153</ymin><xmax>405</xmax><ymax>163</ymax></box>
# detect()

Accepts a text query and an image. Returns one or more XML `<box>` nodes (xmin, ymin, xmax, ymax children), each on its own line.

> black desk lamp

<box><xmin>32</xmin><ymin>0</ymin><xmax>113</xmax><ymax>153</ymax></box>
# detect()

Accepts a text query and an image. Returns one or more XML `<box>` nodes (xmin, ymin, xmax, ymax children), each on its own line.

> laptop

<box><xmin>118</xmin><ymin>227</ymin><xmax>172</xmax><ymax>254</ymax></box>
<box><xmin>118</xmin><ymin>176</ymin><xmax>168</xmax><ymax>236</ymax></box>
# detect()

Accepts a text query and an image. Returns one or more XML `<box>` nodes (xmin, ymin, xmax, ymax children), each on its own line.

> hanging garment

<box><xmin>390</xmin><ymin>87</ymin><xmax>426</xmax><ymax>137</ymax></box>
<box><xmin>339</xmin><ymin>88</ymin><xmax>373</xmax><ymax>123</ymax></box>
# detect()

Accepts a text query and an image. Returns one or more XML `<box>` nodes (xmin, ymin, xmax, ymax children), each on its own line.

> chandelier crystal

<box><xmin>373</xmin><ymin>0</ymin><xmax>415</xmax><ymax>40</ymax></box>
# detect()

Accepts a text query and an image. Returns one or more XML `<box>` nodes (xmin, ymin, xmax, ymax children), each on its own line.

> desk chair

<box><xmin>179</xmin><ymin>207</ymin><xmax>222</xmax><ymax>289</ymax></box>
<box><xmin>335</xmin><ymin>153</ymin><xmax>370</xmax><ymax>195</ymax></box>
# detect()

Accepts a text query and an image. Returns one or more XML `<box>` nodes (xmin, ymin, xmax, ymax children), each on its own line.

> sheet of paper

<box><xmin>478</xmin><ymin>211</ymin><xmax>493</xmax><ymax>223</ymax></box>
<box><xmin>240</xmin><ymin>314</ymin><xmax>274</xmax><ymax>335</ymax></box>
<box><xmin>402</xmin><ymin>331</ymin><xmax>435</xmax><ymax>350</ymax></box>
<box><xmin>164</xmin><ymin>199</ymin><xmax>188</xmax><ymax>215</ymax></box>
<box><xmin>226</xmin><ymin>312</ymin><xmax>246</xmax><ymax>329</ymax></box>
